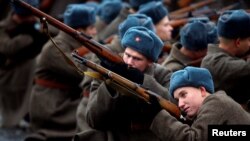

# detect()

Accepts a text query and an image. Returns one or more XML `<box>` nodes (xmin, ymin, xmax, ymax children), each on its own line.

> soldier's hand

<box><xmin>148</xmin><ymin>94</ymin><xmax>162</xmax><ymax>122</ymax></box>
<box><xmin>100</xmin><ymin>60</ymin><xmax>144</xmax><ymax>85</ymax></box>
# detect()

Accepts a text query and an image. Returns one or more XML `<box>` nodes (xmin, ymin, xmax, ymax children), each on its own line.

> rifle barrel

<box><xmin>169</xmin><ymin>0</ymin><xmax>215</xmax><ymax>16</ymax></box>
<box><xmin>71</xmin><ymin>52</ymin><xmax>182</xmax><ymax>119</ymax></box>
<box><xmin>12</xmin><ymin>0</ymin><xmax>123</xmax><ymax>64</ymax></box>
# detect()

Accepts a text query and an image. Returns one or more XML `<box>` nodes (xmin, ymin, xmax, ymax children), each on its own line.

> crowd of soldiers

<box><xmin>0</xmin><ymin>0</ymin><xmax>250</xmax><ymax>141</ymax></box>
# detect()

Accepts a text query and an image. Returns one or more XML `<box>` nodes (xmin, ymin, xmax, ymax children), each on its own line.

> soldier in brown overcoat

<box><xmin>25</xmin><ymin>4</ymin><xmax>97</xmax><ymax>141</ymax></box>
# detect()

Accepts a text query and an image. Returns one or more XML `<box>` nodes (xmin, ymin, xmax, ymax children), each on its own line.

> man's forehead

<box><xmin>124</xmin><ymin>47</ymin><xmax>144</xmax><ymax>57</ymax></box>
<box><xmin>174</xmin><ymin>87</ymin><xmax>194</xmax><ymax>98</ymax></box>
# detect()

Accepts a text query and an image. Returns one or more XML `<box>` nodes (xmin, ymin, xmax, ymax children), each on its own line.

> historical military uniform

<box><xmin>0</xmin><ymin>2</ymin><xmax>47</xmax><ymax>127</ymax></box>
<box><xmin>96</xmin><ymin>4</ymin><xmax>131</xmax><ymax>44</ymax></box>
<box><xmin>26</xmin><ymin>31</ymin><xmax>83</xmax><ymax>140</ymax></box>
<box><xmin>85</xmin><ymin>63</ymin><xmax>171</xmax><ymax>141</ymax></box>
<box><xmin>201</xmin><ymin>44</ymin><xmax>250</xmax><ymax>108</ymax></box>
<box><xmin>162</xmin><ymin>42</ymin><xmax>202</xmax><ymax>72</ymax></box>
<box><xmin>149</xmin><ymin>66</ymin><xmax>250</xmax><ymax>141</ymax></box>
<box><xmin>201</xmin><ymin>10</ymin><xmax>250</xmax><ymax>111</ymax></box>
<box><xmin>151</xmin><ymin>91</ymin><xmax>250</xmax><ymax>141</ymax></box>
<box><xmin>75</xmin><ymin>14</ymin><xmax>155</xmax><ymax>134</ymax></box>
<box><xmin>162</xmin><ymin>19</ymin><xmax>210</xmax><ymax>71</ymax></box>
<box><xmin>26</xmin><ymin>4</ymin><xmax>97</xmax><ymax>140</ymax></box>
<box><xmin>82</xmin><ymin>26</ymin><xmax>171</xmax><ymax>141</ymax></box>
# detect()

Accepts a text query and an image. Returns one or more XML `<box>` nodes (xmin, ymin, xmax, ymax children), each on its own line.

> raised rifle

<box><xmin>11</xmin><ymin>0</ymin><xmax>123</xmax><ymax>64</ymax></box>
<box><xmin>71</xmin><ymin>51</ymin><xmax>183</xmax><ymax>120</ymax></box>
<box><xmin>169</xmin><ymin>2</ymin><xmax>242</xmax><ymax>28</ymax></box>
<box><xmin>207</xmin><ymin>2</ymin><xmax>242</xmax><ymax>21</ymax></box>
<box><xmin>170</xmin><ymin>2</ymin><xmax>241</xmax><ymax>20</ymax></box>
<box><xmin>169</xmin><ymin>18</ymin><xmax>189</xmax><ymax>28</ymax></box>
<box><xmin>12</xmin><ymin>0</ymin><xmax>183</xmax><ymax>120</ymax></box>
<box><xmin>169</xmin><ymin>0</ymin><xmax>215</xmax><ymax>17</ymax></box>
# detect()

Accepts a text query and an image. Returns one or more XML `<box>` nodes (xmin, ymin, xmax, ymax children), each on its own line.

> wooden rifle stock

<box><xmin>169</xmin><ymin>0</ymin><xmax>215</xmax><ymax>16</ymax></box>
<box><xmin>207</xmin><ymin>2</ymin><xmax>241</xmax><ymax>21</ymax></box>
<box><xmin>11</xmin><ymin>0</ymin><xmax>123</xmax><ymax>64</ymax></box>
<box><xmin>169</xmin><ymin>2</ymin><xmax>242</xmax><ymax>28</ymax></box>
<box><xmin>169</xmin><ymin>18</ymin><xmax>189</xmax><ymax>28</ymax></box>
<box><xmin>71</xmin><ymin>52</ymin><xmax>182</xmax><ymax>120</ymax></box>
<box><xmin>162</xmin><ymin>42</ymin><xmax>172</xmax><ymax>53</ymax></box>
<box><xmin>177</xmin><ymin>0</ymin><xmax>194</xmax><ymax>8</ymax></box>
<box><xmin>170</xmin><ymin>2</ymin><xmax>241</xmax><ymax>21</ymax></box>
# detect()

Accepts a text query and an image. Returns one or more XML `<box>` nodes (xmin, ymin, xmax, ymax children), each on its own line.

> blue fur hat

<box><xmin>129</xmin><ymin>0</ymin><xmax>162</xmax><ymax>10</ymax></box>
<box><xmin>121</xmin><ymin>26</ymin><xmax>163</xmax><ymax>62</ymax></box>
<box><xmin>189</xmin><ymin>17</ymin><xmax>218</xmax><ymax>44</ymax></box>
<box><xmin>12</xmin><ymin>0</ymin><xmax>39</xmax><ymax>16</ymax></box>
<box><xmin>205</xmin><ymin>21</ymin><xmax>218</xmax><ymax>43</ymax></box>
<box><xmin>118</xmin><ymin>14</ymin><xmax>155</xmax><ymax>38</ymax></box>
<box><xmin>218</xmin><ymin>10</ymin><xmax>250</xmax><ymax>39</ymax></box>
<box><xmin>138</xmin><ymin>1</ymin><xmax>168</xmax><ymax>24</ymax></box>
<box><xmin>64</xmin><ymin>4</ymin><xmax>96</xmax><ymax>28</ymax></box>
<box><xmin>180</xmin><ymin>21</ymin><xmax>208</xmax><ymax>51</ymax></box>
<box><xmin>97</xmin><ymin>1</ymin><xmax>123</xmax><ymax>24</ymax></box>
<box><xmin>85</xmin><ymin>1</ymin><xmax>100</xmax><ymax>12</ymax></box>
<box><xmin>169</xmin><ymin>66</ymin><xmax>214</xmax><ymax>98</ymax></box>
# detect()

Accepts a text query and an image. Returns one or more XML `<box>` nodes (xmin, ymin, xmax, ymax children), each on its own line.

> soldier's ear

<box><xmin>234</xmin><ymin>38</ymin><xmax>241</xmax><ymax>48</ymax></box>
<box><xmin>248</xmin><ymin>37</ymin><xmax>250</xmax><ymax>47</ymax></box>
<box><xmin>199</xmin><ymin>86</ymin><xmax>207</xmax><ymax>97</ymax></box>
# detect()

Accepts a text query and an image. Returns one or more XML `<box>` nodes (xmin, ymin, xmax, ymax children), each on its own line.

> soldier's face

<box><xmin>174</xmin><ymin>87</ymin><xmax>205</xmax><ymax>118</ymax></box>
<box><xmin>155</xmin><ymin>16</ymin><xmax>173</xmax><ymax>41</ymax></box>
<box><xmin>123</xmin><ymin>47</ymin><xmax>152</xmax><ymax>72</ymax></box>
<box><xmin>82</xmin><ymin>25</ymin><xmax>97</xmax><ymax>37</ymax></box>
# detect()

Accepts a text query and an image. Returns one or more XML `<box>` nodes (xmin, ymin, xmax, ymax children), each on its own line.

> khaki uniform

<box><xmin>95</xmin><ymin>17</ymin><xmax>108</xmax><ymax>36</ymax></box>
<box><xmin>201</xmin><ymin>44</ymin><xmax>250</xmax><ymax>109</ymax></box>
<box><xmin>162</xmin><ymin>42</ymin><xmax>203</xmax><ymax>72</ymax></box>
<box><xmin>83</xmin><ymin>63</ymin><xmax>171</xmax><ymax>141</ymax></box>
<box><xmin>151</xmin><ymin>91</ymin><xmax>250</xmax><ymax>141</ymax></box>
<box><xmin>26</xmin><ymin>31</ymin><xmax>85</xmax><ymax>141</ymax></box>
<box><xmin>0</xmin><ymin>13</ymin><xmax>47</xmax><ymax>127</ymax></box>
<box><xmin>96</xmin><ymin>6</ymin><xmax>131</xmax><ymax>43</ymax></box>
<box><xmin>76</xmin><ymin>35</ymin><xmax>124</xmax><ymax>132</ymax></box>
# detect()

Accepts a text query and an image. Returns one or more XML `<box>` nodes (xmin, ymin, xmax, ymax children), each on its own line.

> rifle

<box><xmin>169</xmin><ymin>2</ymin><xmax>242</xmax><ymax>28</ymax></box>
<box><xmin>170</xmin><ymin>2</ymin><xmax>241</xmax><ymax>20</ymax></box>
<box><xmin>169</xmin><ymin>0</ymin><xmax>215</xmax><ymax>17</ymax></box>
<box><xmin>207</xmin><ymin>2</ymin><xmax>242</xmax><ymax>21</ymax></box>
<box><xmin>11</xmin><ymin>0</ymin><xmax>123</xmax><ymax>64</ymax></box>
<box><xmin>169</xmin><ymin>18</ymin><xmax>189</xmax><ymax>28</ymax></box>
<box><xmin>13</xmin><ymin>0</ymin><xmax>183</xmax><ymax>120</ymax></box>
<box><xmin>71</xmin><ymin>52</ymin><xmax>183</xmax><ymax>120</ymax></box>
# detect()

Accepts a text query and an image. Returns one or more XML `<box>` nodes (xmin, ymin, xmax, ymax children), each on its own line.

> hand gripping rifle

<box><xmin>12</xmin><ymin>0</ymin><xmax>183</xmax><ymax>120</ymax></box>
<box><xmin>11</xmin><ymin>0</ymin><xmax>123</xmax><ymax>64</ymax></box>
<box><xmin>71</xmin><ymin>51</ymin><xmax>183</xmax><ymax>120</ymax></box>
